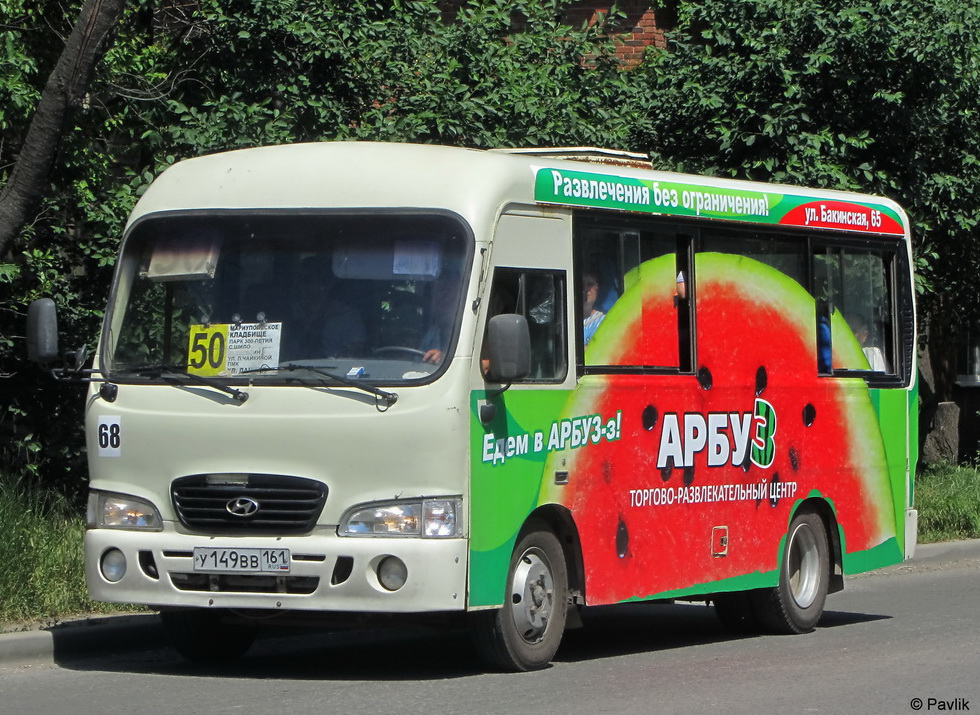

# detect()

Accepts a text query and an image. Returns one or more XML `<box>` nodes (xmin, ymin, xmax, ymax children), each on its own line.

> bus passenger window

<box><xmin>575</xmin><ymin>216</ymin><xmax>688</xmax><ymax>371</ymax></box>
<box><xmin>700</xmin><ymin>230</ymin><xmax>819</xmax><ymax>373</ymax></box>
<box><xmin>813</xmin><ymin>247</ymin><xmax>896</xmax><ymax>376</ymax></box>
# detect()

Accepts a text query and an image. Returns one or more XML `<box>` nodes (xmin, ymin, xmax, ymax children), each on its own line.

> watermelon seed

<box><xmin>660</xmin><ymin>462</ymin><xmax>673</xmax><ymax>482</ymax></box>
<box><xmin>697</xmin><ymin>366</ymin><xmax>713</xmax><ymax>390</ymax></box>
<box><xmin>755</xmin><ymin>366</ymin><xmax>768</xmax><ymax>396</ymax></box>
<box><xmin>803</xmin><ymin>403</ymin><xmax>817</xmax><ymax>427</ymax></box>
<box><xmin>683</xmin><ymin>466</ymin><xmax>695</xmax><ymax>486</ymax></box>
<box><xmin>602</xmin><ymin>459</ymin><xmax>613</xmax><ymax>484</ymax></box>
<box><xmin>642</xmin><ymin>405</ymin><xmax>658</xmax><ymax>431</ymax></box>
<box><xmin>616</xmin><ymin>517</ymin><xmax>629</xmax><ymax>559</ymax></box>
<box><xmin>789</xmin><ymin>446</ymin><xmax>800</xmax><ymax>472</ymax></box>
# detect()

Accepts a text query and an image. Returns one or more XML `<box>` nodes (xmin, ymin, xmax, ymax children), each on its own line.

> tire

<box><xmin>160</xmin><ymin>609</ymin><xmax>257</xmax><ymax>663</ymax></box>
<box><xmin>471</xmin><ymin>521</ymin><xmax>568</xmax><ymax>672</ymax></box>
<box><xmin>753</xmin><ymin>511</ymin><xmax>830</xmax><ymax>634</ymax></box>
<box><xmin>713</xmin><ymin>590</ymin><xmax>762</xmax><ymax>634</ymax></box>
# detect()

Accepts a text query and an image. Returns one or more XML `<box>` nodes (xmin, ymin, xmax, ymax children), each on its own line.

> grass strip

<box><xmin>0</xmin><ymin>479</ymin><xmax>136</xmax><ymax>629</ymax></box>
<box><xmin>916</xmin><ymin>462</ymin><xmax>980</xmax><ymax>543</ymax></box>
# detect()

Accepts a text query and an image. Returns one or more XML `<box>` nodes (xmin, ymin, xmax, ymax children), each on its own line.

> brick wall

<box><xmin>438</xmin><ymin>2</ymin><xmax>675</xmax><ymax>66</ymax></box>
<box><xmin>563</xmin><ymin>1</ymin><xmax>675</xmax><ymax>65</ymax></box>
<box><xmin>155</xmin><ymin>1</ymin><xmax>674</xmax><ymax>65</ymax></box>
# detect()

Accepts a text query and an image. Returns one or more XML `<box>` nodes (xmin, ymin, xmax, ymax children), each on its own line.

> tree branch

<box><xmin>0</xmin><ymin>0</ymin><xmax>127</xmax><ymax>258</ymax></box>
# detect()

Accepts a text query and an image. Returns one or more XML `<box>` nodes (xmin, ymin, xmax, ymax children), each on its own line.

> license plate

<box><xmin>193</xmin><ymin>547</ymin><xmax>290</xmax><ymax>573</ymax></box>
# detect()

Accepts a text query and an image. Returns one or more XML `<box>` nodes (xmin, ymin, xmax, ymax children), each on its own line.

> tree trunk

<box><xmin>922</xmin><ymin>401</ymin><xmax>961</xmax><ymax>464</ymax></box>
<box><xmin>919</xmin><ymin>311</ymin><xmax>962</xmax><ymax>464</ymax></box>
<box><xmin>0</xmin><ymin>0</ymin><xmax>127</xmax><ymax>258</ymax></box>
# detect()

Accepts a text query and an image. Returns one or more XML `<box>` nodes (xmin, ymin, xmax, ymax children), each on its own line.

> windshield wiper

<box><xmin>240</xmin><ymin>364</ymin><xmax>397</xmax><ymax>410</ymax></box>
<box><xmin>129</xmin><ymin>363</ymin><xmax>249</xmax><ymax>403</ymax></box>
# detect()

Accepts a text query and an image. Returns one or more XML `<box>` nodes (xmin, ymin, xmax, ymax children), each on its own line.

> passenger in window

<box><xmin>848</xmin><ymin>315</ymin><xmax>889</xmax><ymax>372</ymax></box>
<box><xmin>675</xmin><ymin>271</ymin><xmax>687</xmax><ymax>302</ymax></box>
<box><xmin>583</xmin><ymin>270</ymin><xmax>605</xmax><ymax>345</ymax></box>
<box><xmin>815</xmin><ymin>301</ymin><xmax>833</xmax><ymax>373</ymax></box>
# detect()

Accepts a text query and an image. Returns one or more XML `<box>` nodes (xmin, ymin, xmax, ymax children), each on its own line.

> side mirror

<box><xmin>485</xmin><ymin>313</ymin><xmax>531</xmax><ymax>383</ymax></box>
<box><xmin>26</xmin><ymin>298</ymin><xmax>60</xmax><ymax>364</ymax></box>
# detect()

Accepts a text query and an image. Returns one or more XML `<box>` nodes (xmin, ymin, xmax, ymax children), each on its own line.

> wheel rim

<box><xmin>786</xmin><ymin>522</ymin><xmax>820</xmax><ymax>608</ymax></box>
<box><xmin>508</xmin><ymin>547</ymin><xmax>555</xmax><ymax>644</ymax></box>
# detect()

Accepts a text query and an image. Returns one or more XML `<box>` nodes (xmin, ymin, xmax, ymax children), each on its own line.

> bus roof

<box><xmin>128</xmin><ymin>142</ymin><xmax>910</xmax><ymax>239</ymax></box>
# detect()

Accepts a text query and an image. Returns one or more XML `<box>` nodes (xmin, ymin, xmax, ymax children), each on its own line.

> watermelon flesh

<box><xmin>540</xmin><ymin>253</ymin><xmax>897</xmax><ymax>605</ymax></box>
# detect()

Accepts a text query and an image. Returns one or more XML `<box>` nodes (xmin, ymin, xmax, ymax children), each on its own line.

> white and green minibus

<box><xmin>28</xmin><ymin>142</ymin><xmax>917</xmax><ymax>671</ymax></box>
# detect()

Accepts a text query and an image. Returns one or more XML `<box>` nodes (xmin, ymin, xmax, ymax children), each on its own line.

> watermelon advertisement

<box><xmin>469</xmin><ymin>253</ymin><xmax>910</xmax><ymax>608</ymax></box>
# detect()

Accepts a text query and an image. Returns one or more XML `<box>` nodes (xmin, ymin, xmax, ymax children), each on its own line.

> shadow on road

<box><xmin>556</xmin><ymin>602</ymin><xmax>890</xmax><ymax>664</ymax></box>
<box><xmin>49</xmin><ymin>599</ymin><xmax>891</xmax><ymax>680</ymax></box>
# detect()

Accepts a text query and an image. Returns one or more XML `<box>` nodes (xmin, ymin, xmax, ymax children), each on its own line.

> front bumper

<box><xmin>85</xmin><ymin>527</ymin><xmax>468</xmax><ymax>613</ymax></box>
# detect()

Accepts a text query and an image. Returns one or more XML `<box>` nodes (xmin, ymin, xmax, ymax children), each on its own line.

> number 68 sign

<box><xmin>97</xmin><ymin>416</ymin><xmax>122</xmax><ymax>457</ymax></box>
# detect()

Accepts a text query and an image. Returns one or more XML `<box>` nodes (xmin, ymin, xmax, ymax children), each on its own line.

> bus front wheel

<box><xmin>755</xmin><ymin>511</ymin><xmax>830</xmax><ymax>634</ymax></box>
<box><xmin>471</xmin><ymin>521</ymin><xmax>568</xmax><ymax>672</ymax></box>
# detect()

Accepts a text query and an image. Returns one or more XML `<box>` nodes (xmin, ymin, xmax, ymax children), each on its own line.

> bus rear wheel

<box><xmin>471</xmin><ymin>521</ymin><xmax>568</xmax><ymax>672</ymax></box>
<box><xmin>754</xmin><ymin>511</ymin><xmax>830</xmax><ymax>634</ymax></box>
<box><xmin>161</xmin><ymin>608</ymin><xmax>257</xmax><ymax>663</ymax></box>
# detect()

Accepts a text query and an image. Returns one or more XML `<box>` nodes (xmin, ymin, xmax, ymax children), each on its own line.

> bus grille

<box><xmin>171</xmin><ymin>474</ymin><xmax>327</xmax><ymax>534</ymax></box>
<box><xmin>170</xmin><ymin>572</ymin><xmax>320</xmax><ymax>595</ymax></box>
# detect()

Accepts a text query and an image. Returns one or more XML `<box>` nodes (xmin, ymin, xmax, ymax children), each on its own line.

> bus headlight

<box><xmin>340</xmin><ymin>498</ymin><xmax>462</xmax><ymax>537</ymax></box>
<box><xmin>87</xmin><ymin>491</ymin><xmax>163</xmax><ymax>531</ymax></box>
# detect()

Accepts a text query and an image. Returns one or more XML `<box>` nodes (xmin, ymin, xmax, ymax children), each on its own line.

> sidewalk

<box><xmin>3</xmin><ymin>539</ymin><xmax>979</xmax><ymax>667</ymax></box>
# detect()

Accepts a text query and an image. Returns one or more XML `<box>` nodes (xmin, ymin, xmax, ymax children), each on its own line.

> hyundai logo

<box><xmin>226</xmin><ymin>497</ymin><xmax>260</xmax><ymax>517</ymax></box>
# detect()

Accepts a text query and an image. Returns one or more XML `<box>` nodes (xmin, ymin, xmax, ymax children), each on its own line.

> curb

<box><xmin>907</xmin><ymin>537</ymin><xmax>980</xmax><ymax>565</ymax></box>
<box><xmin>3</xmin><ymin>539</ymin><xmax>980</xmax><ymax>668</ymax></box>
<box><xmin>0</xmin><ymin>613</ymin><xmax>165</xmax><ymax>667</ymax></box>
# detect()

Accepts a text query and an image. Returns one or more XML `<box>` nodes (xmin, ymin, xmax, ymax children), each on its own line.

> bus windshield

<box><xmin>105</xmin><ymin>212</ymin><xmax>470</xmax><ymax>384</ymax></box>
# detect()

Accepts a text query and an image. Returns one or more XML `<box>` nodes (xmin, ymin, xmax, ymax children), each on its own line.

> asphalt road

<box><xmin>1</xmin><ymin>541</ymin><xmax>978</xmax><ymax>715</ymax></box>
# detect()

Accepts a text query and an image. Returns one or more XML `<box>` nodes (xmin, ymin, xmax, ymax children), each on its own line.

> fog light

<box><xmin>101</xmin><ymin>548</ymin><xmax>127</xmax><ymax>582</ymax></box>
<box><xmin>377</xmin><ymin>556</ymin><xmax>408</xmax><ymax>591</ymax></box>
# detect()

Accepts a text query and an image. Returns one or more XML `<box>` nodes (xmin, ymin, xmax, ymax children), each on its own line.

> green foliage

<box><xmin>916</xmin><ymin>463</ymin><xmax>980</xmax><ymax>542</ymax></box>
<box><xmin>7</xmin><ymin>0</ymin><xmax>980</xmax><ymax>495</ymax></box>
<box><xmin>0</xmin><ymin>1</ymin><xmax>50</xmax><ymax>125</ymax></box>
<box><xmin>629</xmin><ymin>0</ymin><xmax>980</xmax><ymax>339</ymax></box>
<box><xmin>149</xmin><ymin>0</ymin><xmax>633</xmax><ymax>151</ymax></box>
<box><xmin>0</xmin><ymin>0</ymin><xmax>636</xmax><ymax>491</ymax></box>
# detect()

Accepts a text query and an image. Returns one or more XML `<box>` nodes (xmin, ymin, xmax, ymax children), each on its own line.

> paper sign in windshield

<box><xmin>187</xmin><ymin>322</ymin><xmax>282</xmax><ymax>376</ymax></box>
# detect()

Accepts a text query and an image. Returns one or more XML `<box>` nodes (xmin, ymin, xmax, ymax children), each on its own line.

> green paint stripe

<box><xmin>534</xmin><ymin>168</ymin><xmax>905</xmax><ymax>233</ymax></box>
<box><xmin>602</xmin><ymin>539</ymin><xmax>902</xmax><ymax>605</ymax></box>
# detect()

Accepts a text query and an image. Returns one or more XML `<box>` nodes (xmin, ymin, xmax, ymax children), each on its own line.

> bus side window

<box><xmin>700</xmin><ymin>229</ymin><xmax>817</xmax><ymax>373</ymax></box>
<box><xmin>813</xmin><ymin>247</ymin><xmax>896</xmax><ymax>376</ymax></box>
<box><xmin>575</xmin><ymin>217</ymin><xmax>687</xmax><ymax>371</ymax></box>
<box><xmin>482</xmin><ymin>268</ymin><xmax>567</xmax><ymax>382</ymax></box>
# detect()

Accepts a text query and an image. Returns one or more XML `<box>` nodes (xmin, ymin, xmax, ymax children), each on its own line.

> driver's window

<box><xmin>483</xmin><ymin>268</ymin><xmax>567</xmax><ymax>382</ymax></box>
